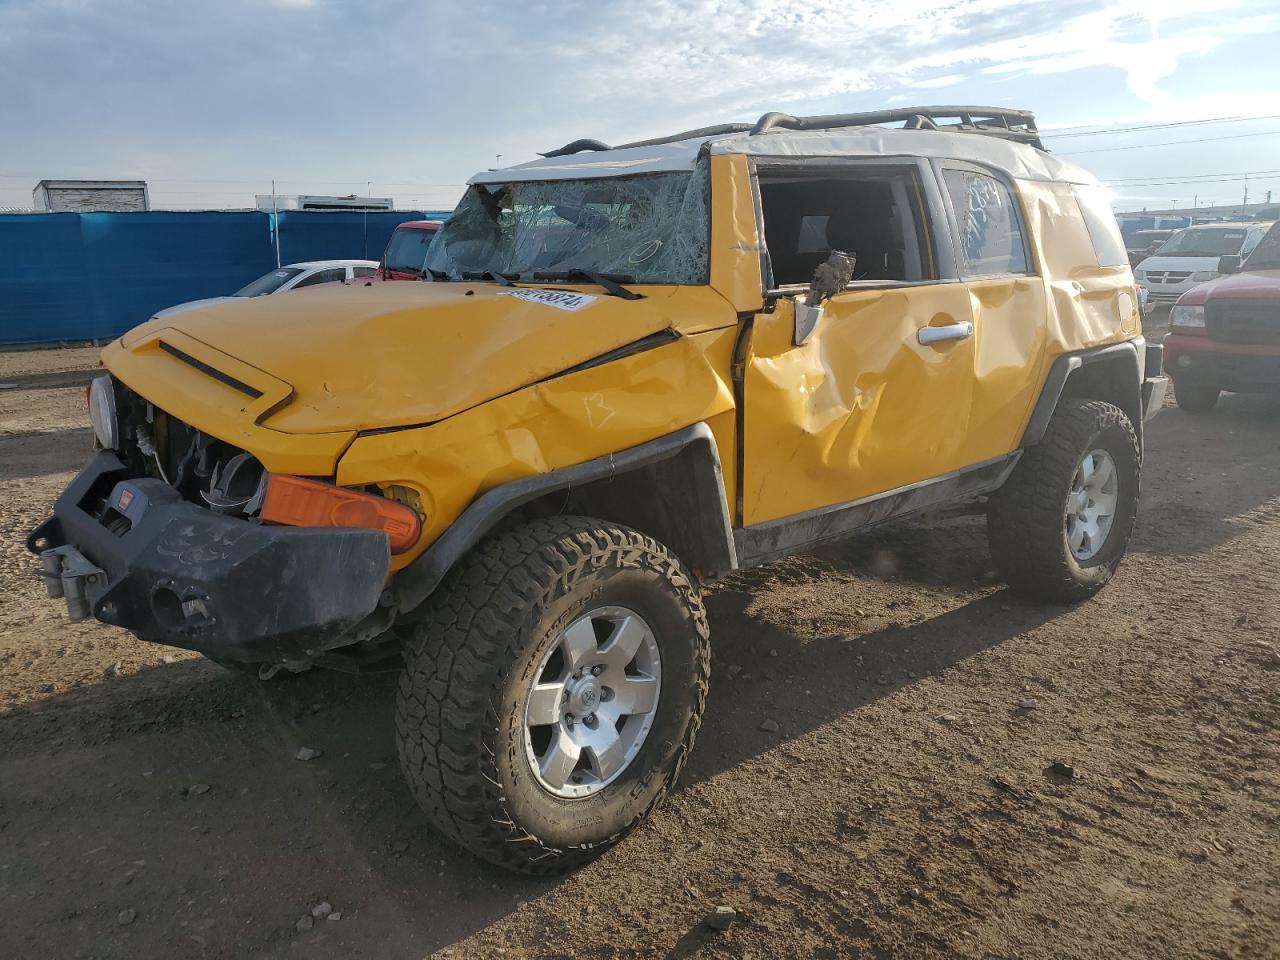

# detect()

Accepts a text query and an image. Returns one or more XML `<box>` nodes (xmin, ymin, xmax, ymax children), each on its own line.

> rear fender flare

<box><xmin>1022</xmin><ymin>340</ymin><xmax>1145</xmax><ymax>448</ymax></box>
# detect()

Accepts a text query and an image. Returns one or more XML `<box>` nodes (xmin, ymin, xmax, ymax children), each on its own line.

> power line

<box><xmin>1109</xmin><ymin>176</ymin><xmax>1280</xmax><ymax>189</ymax></box>
<box><xmin>1044</xmin><ymin>113</ymin><xmax>1280</xmax><ymax>140</ymax></box>
<box><xmin>1058</xmin><ymin>129</ymin><xmax>1280</xmax><ymax>156</ymax></box>
<box><xmin>1104</xmin><ymin>167</ymin><xmax>1280</xmax><ymax>184</ymax></box>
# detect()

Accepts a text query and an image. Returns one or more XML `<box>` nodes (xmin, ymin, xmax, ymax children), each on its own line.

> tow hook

<box><xmin>38</xmin><ymin>546</ymin><xmax>108</xmax><ymax>622</ymax></box>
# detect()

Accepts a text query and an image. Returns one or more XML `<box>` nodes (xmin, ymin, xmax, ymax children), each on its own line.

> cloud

<box><xmin>911</xmin><ymin>74</ymin><xmax>968</xmax><ymax>90</ymax></box>
<box><xmin>1</xmin><ymin>0</ymin><xmax>1277</xmax><ymax>210</ymax></box>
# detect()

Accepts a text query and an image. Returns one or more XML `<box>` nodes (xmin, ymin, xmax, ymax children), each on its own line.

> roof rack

<box><xmin>540</xmin><ymin>105</ymin><xmax>1044</xmax><ymax>158</ymax></box>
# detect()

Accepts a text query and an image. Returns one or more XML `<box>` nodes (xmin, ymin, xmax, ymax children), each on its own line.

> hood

<box><xmin>115</xmin><ymin>281</ymin><xmax>687</xmax><ymax>434</ymax></box>
<box><xmin>1135</xmin><ymin>255</ymin><xmax>1221</xmax><ymax>274</ymax></box>
<box><xmin>152</xmin><ymin>296</ymin><xmax>237</xmax><ymax>320</ymax></box>
<box><xmin>1176</xmin><ymin>266</ymin><xmax>1280</xmax><ymax>305</ymax></box>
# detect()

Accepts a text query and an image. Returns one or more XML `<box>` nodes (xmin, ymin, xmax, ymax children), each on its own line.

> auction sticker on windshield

<box><xmin>498</xmin><ymin>289</ymin><xmax>598</xmax><ymax>311</ymax></box>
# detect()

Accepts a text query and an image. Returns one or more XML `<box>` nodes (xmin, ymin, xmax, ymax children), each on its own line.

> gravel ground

<box><xmin>1</xmin><ymin>337</ymin><xmax>1277</xmax><ymax>960</ymax></box>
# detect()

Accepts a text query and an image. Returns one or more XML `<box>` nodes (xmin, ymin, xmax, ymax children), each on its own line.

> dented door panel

<box><xmin>742</xmin><ymin>282</ymin><xmax>983</xmax><ymax>525</ymax></box>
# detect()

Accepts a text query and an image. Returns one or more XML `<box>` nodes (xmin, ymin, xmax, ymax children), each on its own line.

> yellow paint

<box><xmin>102</xmin><ymin>333</ymin><xmax>353</xmax><ymax>476</ymax></box>
<box><xmin>337</xmin><ymin>328</ymin><xmax>737</xmax><ymax>570</ymax></box>
<box><xmin>101</xmin><ymin>151</ymin><xmax>1140</xmax><ymax>567</ymax></box>
<box><xmin>743</xmin><ymin>283</ymin><xmax>1013</xmax><ymax>523</ymax></box>
<box><xmin>741</xmin><ymin>177</ymin><xmax>1137</xmax><ymax>526</ymax></box>
<box><xmin>708</xmin><ymin>153</ymin><xmax>765</xmax><ymax>314</ymax></box>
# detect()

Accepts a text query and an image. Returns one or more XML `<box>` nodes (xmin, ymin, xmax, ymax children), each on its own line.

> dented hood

<box><xmin>115</xmin><ymin>282</ymin><xmax>680</xmax><ymax>434</ymax></box>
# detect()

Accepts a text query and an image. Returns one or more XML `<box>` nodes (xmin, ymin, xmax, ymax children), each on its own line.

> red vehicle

<box><xmin>1164</xmin><ymin>220</ymin><xmax>1280</xmax><ymax>411</ymax></box>
<box><xmin>379</xmin><ymin>220</ymin><xmax>443</xmax><ymax>280</ymax></box>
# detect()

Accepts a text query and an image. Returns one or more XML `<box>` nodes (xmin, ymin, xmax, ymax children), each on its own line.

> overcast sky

<box><xmin>3</xmin><ymin>0</ymin><xmax>1279</xmax><ymax>213</ymax></box>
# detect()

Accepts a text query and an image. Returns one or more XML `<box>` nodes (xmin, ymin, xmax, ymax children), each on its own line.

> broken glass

<box><xmin>425</xmin><ymin>164</ymin><xmax>711</xmax><ymax>285</ymax></box>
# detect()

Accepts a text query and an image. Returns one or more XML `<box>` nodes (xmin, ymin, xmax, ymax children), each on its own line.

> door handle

<box><xmin>918</xmin><ymin>321</ymin><xmax>974</xmax><ymax>345</ymax></box>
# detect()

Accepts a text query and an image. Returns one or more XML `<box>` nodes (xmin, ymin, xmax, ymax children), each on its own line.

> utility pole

<box><xmin>1243</xmin><ymin>173</ymin><xmax>1249</xmax><ymax>210</ymax></box>
<box><xmin>271</xmin><ymin>179</ymin><xmax>281</xmax><ymax>268</ymax></box>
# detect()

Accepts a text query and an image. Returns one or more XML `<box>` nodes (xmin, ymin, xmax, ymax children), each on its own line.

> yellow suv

<box><xmin>30</xmin><ymin>106</ymin><xmax>1166</xmax><ymax>872</ymax></box>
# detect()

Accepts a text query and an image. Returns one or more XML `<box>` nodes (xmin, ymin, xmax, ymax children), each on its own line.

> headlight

<box><xmin>1169</xmin><ymin>304</ymin><xmax>1205</xmax><ymax>329</ymax></box>
<box><xmin>1190</xmin><ymin>271</ymin><xmax>1218</xmax><ymax>282</ymax></box>
<box><xmin>88</xmin><ymin>375</ymin><xmax>119</xmax><ymax>450</ymax></box>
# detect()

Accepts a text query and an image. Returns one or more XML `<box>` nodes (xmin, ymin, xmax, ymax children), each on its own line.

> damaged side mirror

<box><xmin>794</xmin><ymin>250</ymin><xmax>856</xmax><ymax>346</ymax></box>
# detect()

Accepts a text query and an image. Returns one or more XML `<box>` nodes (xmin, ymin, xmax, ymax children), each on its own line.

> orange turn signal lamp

<box><xmin>260</xmin><ymin>474</ymin><xmax>422</xmax><ymax>554</ymax></box>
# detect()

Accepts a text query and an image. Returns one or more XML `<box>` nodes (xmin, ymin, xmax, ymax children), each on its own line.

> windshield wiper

<box><xmin>420</xmin><ymin>267</ymin><xmax>452</xmax><ymax>281</ymax></box>
<box><xmin>461</xmin><ymin>270</ymin><xmax>516</xmax><ymax>286</ymax></box>
<box><xmin>532</xmin><ymin>269</ymin><xmax>644</xmax><ymax>300</ymax></box>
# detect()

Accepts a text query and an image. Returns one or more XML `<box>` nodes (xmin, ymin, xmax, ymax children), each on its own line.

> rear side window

<box><xmin>353</xmin><ymin>266</ymin><xmax>377</xmax><ymax>278</ymax></box>
<box><xmin>1072</xmin><ymin>185</ymin><xmax>1129</xmax><ymax>267</ymax></box>
<box><xmin>942</xmin><ymin>168</ymin><xmax>1029</xmax><ymax>275</ymax></box>
<box><xmin>293</xmin><ymin>268</ymin><xmax>346</xmax><ymax>288</ymax></box>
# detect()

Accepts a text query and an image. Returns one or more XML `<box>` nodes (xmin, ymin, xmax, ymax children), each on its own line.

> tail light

<box><xmin>260</xmin><ymin>475</ymin><xmax>421</xmax><ymax>553</ymax></box>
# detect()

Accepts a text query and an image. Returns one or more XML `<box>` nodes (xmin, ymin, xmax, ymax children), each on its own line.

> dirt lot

<box><xmin>1</xmin><ymin>338</ymin><xmax>1277</xmax><ymax>960</ymax></box>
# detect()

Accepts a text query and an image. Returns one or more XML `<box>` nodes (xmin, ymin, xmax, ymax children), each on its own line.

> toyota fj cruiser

<box><xmin>29</xmin><ymin>106</ymin><xmax>1165</xmax><ymax>873</ymax></box>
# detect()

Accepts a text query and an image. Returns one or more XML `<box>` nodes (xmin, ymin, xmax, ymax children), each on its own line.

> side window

<box><xmin>1072</xmin><ymin>184</ymin><xmax>1129</xmax><ymax>267</ymax></box>
<box><xmin>292</xmin><ymin>268</ymin><xmax>345</xmax><ymax>288</ymax></box>
<box><xmin>353</xmin><ymin>266</ymin><xmax>377</xmax><ymax>278</ymax></box>
<box><xmin>758</xmin><ymin>166</ymin><xmax>932</xmax><ymax>287</ymax></box>
<box><xmin>942</xmin><ymin>168</ymin><xmax>1029</xmax><ymax>275</ymax></box>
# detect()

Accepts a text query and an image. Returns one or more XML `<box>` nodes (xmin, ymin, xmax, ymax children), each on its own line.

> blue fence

<box><xmin>0</xmin><ymin>210</ymin><xmax>449</xmax><ymax>345</ymax></box>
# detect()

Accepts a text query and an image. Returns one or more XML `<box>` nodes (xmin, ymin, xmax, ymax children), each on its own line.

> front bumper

<box><xmin>1140</xmin><ymin>279</ymin><xmax>1204</xmax><ymax>305</ymax></box>
<box><xmin>1142</xmin><ymin>341</ymin><xmax>1169</xmax><ymax>419</ymax></box>
<box><xmin>27</xmin><ymin>451</ymin><xmax>390</xmax><ymax>664</ymax></box>
<box><xmin>1163</xmin><ymin>332</ymin><xmax>1280</xmax><ymax>393</ymax></box>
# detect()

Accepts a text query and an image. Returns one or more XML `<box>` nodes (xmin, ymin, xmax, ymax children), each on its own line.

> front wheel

<box><xmin>1172</xmin><ymin>378</ymin><xmax>1220</xmax><ymax>412</ymax></box>
<box><xmin>988</xmin><ymin>398</ymin><xmax>1140</xmax><ymax>601</ymax></box>
<box><xmin>395</xmin><ymin>516</ymin><xmax>710</xmax><ymax>873</ymax></box>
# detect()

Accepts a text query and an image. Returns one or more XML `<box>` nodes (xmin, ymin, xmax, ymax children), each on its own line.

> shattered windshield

<box><xmin>424</xmin><ymin>166</ymin><xmax>710</xmax><ymax>284</ymax></box>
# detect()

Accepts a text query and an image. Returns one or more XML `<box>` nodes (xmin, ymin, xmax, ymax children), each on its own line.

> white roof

<box><xmin>287</xmin><ymin>259</ymin><xmax>380</xmax><ymax>269</ymax></box>
<box><xmin>472</xmin><ymin>127</ymin><xmax>1098</xmax><ymax>187</ymax></box>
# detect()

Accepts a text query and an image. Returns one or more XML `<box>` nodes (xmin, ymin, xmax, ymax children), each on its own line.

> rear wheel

<box><xmin>395</xmin><ymin>516</ymin><xmax>710</xmax><ymax>873</ymax></box>
<box><xmin>1173</xmin><ymin>378</ymin><xmax>1220</xmax><ymax>412</ymax></box>
<box><xmin>988</xmin><ymin>398</ymin><xmax>1140</xmax><ymax>601</ymax></box>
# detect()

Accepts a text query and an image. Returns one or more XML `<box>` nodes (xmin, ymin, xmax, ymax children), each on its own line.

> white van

<box><xmin>1135</xmin><ymin>222</ymin><xmax>1272</xmax><ymax>305</ymax></box>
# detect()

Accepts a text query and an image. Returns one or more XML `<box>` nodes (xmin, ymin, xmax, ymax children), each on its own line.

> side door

<box><xmin>741</xmin><ymin>158</ymin><xmax>984</xmax><ymax>527</ymax></box>
<box><xmin>932</xmin><ymin>161</ymin><xmax>1048</xmax><ymax>465</ymax></box>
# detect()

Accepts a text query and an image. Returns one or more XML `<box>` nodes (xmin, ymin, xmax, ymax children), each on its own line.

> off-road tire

<box><xmin>988</xmin><ymin>398</ymin><xmax>1140</xmax><ymax>601</ymax></box>
<box><xmin>1172</xmin><ymin>378</ymin><xmax>1220</xmax><ymax>412</ymax></box>
<box><xmin>395</xmin><ymin>516</ymin><xmax>710</xmax><ymax>874</ymax></box>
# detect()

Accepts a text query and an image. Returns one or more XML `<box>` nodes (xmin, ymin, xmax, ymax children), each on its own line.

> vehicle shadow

<box><xmin>0</xmin><ymin>518</ymin><xmax>1061</xmax><ymax>959</ymax></box>
<box><xmin>685</xmin><ymin>556</ymin><xmax>1060</xmax><ymax>791</ymax></box>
